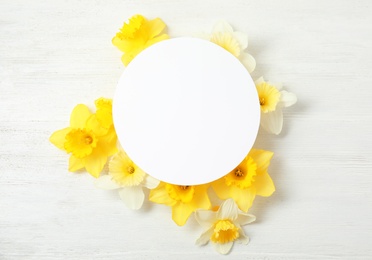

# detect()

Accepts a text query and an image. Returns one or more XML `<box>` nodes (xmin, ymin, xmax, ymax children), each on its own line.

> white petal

<box><xmin>214</xmin><ymin>241</ymin><xmax>234</xmax><ymax>255</ymax></box>
<box><xmin>142</xmin><ymin>174</ymin><xmax>160</xmax><ymax>189</ymax></box>
<box><xmin>260</xmin><ymin>109</ymin><xmax>283</xmax><ymax>135</ymax></box>
<box><xmin>212</xmin><ymin>20</ymin><xmax>233</xmax><ymax>34</ymax></box>
<box><xmin>94</xmin><ymin>175</ymin><xmax>121</xmax><ymax>190</ymax></box>
<box><xmin>236</xmin><ymin>213</ymin><xmax>256</xmax><ymax>226</ymax></box>
<box><xmin>232</xmin><ymin>31</ymin><xmax>248</xmax><ymax>50</ymax></box>
<box><xmin>195</xmin><ymin>210</ymin><xmax>216</xmax><ymax>228</ymax></box>
<box><xmin>254</xmin><ymin>76</ymin><xmax>265</xmax><ymax>85</ymax></box>
<box><xmin>237</xmin><ymin>227</ymin><xmax>250</xmax><ymax>245</ymax></box>
<box><xmin>240</xmin><ymin>52</ymin><xmax>256</xmax><ymax>73</ymax></box>
<box><xmin>217</xmin><ymin>199</ymin><xmax>238</xmax><ymax>220</ymax></box>
<box><xmin>279</xmin><ymin>90</ymin><xmax>297</xmax><ymax>108</ymax></box>
<box><xmin>119</xmin><ymin>186</ymin><xmax>145</xmax><ymax>210</ymax></box>
<box><xmin>195</xmin><ymin>227</ymin><xmax>213</xmax><ymax>246</ymax></box>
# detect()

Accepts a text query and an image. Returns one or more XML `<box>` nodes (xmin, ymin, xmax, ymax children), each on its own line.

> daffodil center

<box><xmin>211</xmin><ymin>219</ymin><xmax>240</xmax><ymax>244</ymax></box>
<box><xmin>259</xmin><ymin>97</ymin><xmax>265</xmax><ymax>106</ymax></box>
<box><xmin>224</xmin><ymin>157</ymin><xmax>257</xmax><ymax>189</ymax></box>
<box><xmin>127</xmin><ymin>166</ymin><xmax>135</xmax><ymax>174</ymax></box>
<box><xmin>256</xmin><ymin>82</ymin><xmax>281</xmax><ymax>113</ymax></box>
<box><xmin>109</xmin><ymin>152</ymin><xmax>146</xmax><ymax>186</ymax></box>
<box><xmin>234</xmin><ymin>168</ymin><xmax>244</xmax><ymax>177</ymax></box>
<box><xmin>166</xmin><ymin>184</ymin><xmax>195</xmax><ymax>203</ymax></box>
<box><xmin>64</xmin><ymin>128</ymin><xmax>97</xmax><ymax>158</ymax></box>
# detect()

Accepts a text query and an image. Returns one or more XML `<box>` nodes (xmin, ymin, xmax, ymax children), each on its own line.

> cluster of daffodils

<box><xmin>50</xmin><ymin>14</ymin><xmax>297</xmax><ymax>255</ymax></box>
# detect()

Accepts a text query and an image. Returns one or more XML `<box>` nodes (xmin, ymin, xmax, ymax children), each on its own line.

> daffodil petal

<box><xmin>49</xmin><ymin>127</ymin><xmax>70</xmax><ymax>150</ymax></box>
<box><xmin>86</xmin><ymin>114</ymin><xmax>108</xmax><ymax>137</ymax></box>
<box><xmin>230</xmin><ymin>186</ymin><xmax>255</xmax><ymax>212</ymax></box>
<box><xmin>279</xmin><ymin>90</ymin><xmax>297</xmax><ymax>108</ymax></box>
<box><xmin>237</xmin><ymin>227</ymin><xmax>250</xmax><ymax>245</ymax></box>
<box><xmin>236</xmin><ymin>213</ymin><xmax>256</xmax><ymax>226</ymax></box>
<box><xmin>214</xmin><ymin>241</ymin><xmax>234</xmax><ymax>255</ymax></box>
<box><xmin>212</xmin><ymin>178</ymin><xmax>230</xmax><ymax>199</ymax></box>
<box><xmin>240</xmin><ymin>52</ymin><xmax>256</xmax><ymax>73</ymax></box>
<box><xmin>119</xmin><ymin>186</ymin><xmax>145</xmax><ymax>210</ymax></box>
<box><xmin>70</xmin><ymin>104</ymin><xmax>91</xmax><ymax>129</ymax></box>
<box><xmin>195</xmin><ymin>210</ymin><xmax>216</xmax><ymax>228</ymax></box>
<box><xmin>68</xmin><ymin>155</ymin><xmax>84</xmax><ymax>172</ymax></box>
<box><xmin>172</xmin><ymin>202</ymin><xmax>194</xmax><ymax>226</ymax></box>
<box><xmin>142</xmin><ymin>175</ymin><xmax>160</xmax><ymax>189</ymax></box>
<box><xmin>84</xmin><ymin>148</ymin><xmax>107</xmax><ymax>178</ymax></box>
<box><xmin>233</xmin><ymin>31</ymin><xmax>248</xmax><ymax>50</ymax></box>
<box><xmin>254</xmin><ymin>76</ymin><xmax>265</xmax><ymax>85</ymax></box>
<box><xmin>95</xmin><ymin>175</ymin><xmax>121</xmax><ymax>190</ymax></box>
<box><xmin>196</xmin><ymin>227</ymin><xmax>213</xmax><ymax>246</ymax></box>
<box><xmin>190</xmin><ymin>185</ymin><xmax>211</xmax><ymax>210</ymax></box>
<box><xmin>217</xmin><ymin>199</ymin><xmax>238</xmax><ymax>220</ymax></box>
<box><xmin>146</xmin><ymin>18</ymin><xmax>167</xmax><ymax>39</ymax></box>
<box><xmin>249</xmin><ymin>149</ymin><xmax>273</xmax><ymax>172</ymax></box>
<box><xmin>254</xmin><ymin>171</ymin><xmax>275</xmax><ymax>197</ymax></box>
<box><xmin>213</xmin><ymin>20</ymin><xmax>233</xmax><ymax>34</ymax></box>
<box><xmin>260</xmin><ymin>109</ymin><xmax>283</xmax><ymax>135</ymax></box>
<box><xmin>149</xmin><ymin>183</ymin><xmax>176</xmax><ymax>206</ymax></box>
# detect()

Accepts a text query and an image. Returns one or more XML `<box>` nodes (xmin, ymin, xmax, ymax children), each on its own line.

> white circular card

<box><xmin>113</xmin><ymin>37</ymin><xmax>260</xmax><ymax>185</ymax></box>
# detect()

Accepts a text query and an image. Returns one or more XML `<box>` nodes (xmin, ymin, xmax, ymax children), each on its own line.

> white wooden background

<box><xmin>1</xmin><ymin>0</ymin><xmax>371</xmax><ymax>259</ymax></box>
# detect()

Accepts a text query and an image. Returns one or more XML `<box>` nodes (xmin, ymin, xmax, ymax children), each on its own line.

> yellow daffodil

<box><xmin>211</xmin><ymin>149</ymin><xmax>275</xmax><ymax>212</ymax></box>
<box><xmin>95</xmin><ymin>150</ymin><xmax>159</xmax><ymax>210</ymax></box>
<box><xmin>112</xmin><ymin>14</ymin><xmax>169</xmax><ymax>66</ymax></box>
<box><xmin>149</xmin><ymin>182</ymin><xmax>211</xmax><ymax>226</ymax></box>
<box><xmin>49</xmin><ymin>99</ymin><xmax>117</xmax><ymax>177</ymax></box>
<box><xmin>195</xmin><ymin>199</ymin><xmax>256</xmax><ymax>255</ymax></box>
<box><xmin>255</xmin><ymin>77</ymin><xmax>297</xmax><ymax>135</ymax></box>
<box><xmin>209</xmin><ymin>21</ymin><xmax>256</xmax><ymax>73</ymax></box>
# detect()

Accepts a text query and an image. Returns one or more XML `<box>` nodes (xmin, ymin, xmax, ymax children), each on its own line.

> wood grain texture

<box><xmin>1</xmin><ymin>0</ymin><xmax>372</xmax><ymax>259</ymax></box>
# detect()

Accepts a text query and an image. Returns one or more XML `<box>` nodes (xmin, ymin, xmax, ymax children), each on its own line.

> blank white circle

<box><xmin>113</xmin><ymin>37</ymin><xmax>260</xmax><ymax>185</ymax></box>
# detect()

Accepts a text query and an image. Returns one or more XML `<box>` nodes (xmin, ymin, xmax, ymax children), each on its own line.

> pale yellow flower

<box><xmin>95</xmin><ymin>150</ymin><xmax>159</xmax><ymax>210</ymax></box>
<box><xmin>211</xmin><ymin>149</ymin><xmax>275</xmax><ymax>212</ymax></box>
<box><xmin>195</xmin><ymin>199</ymin><xmax>256</xmax><ymax>255</ymax></box>
<box><xmin>209</xmin><ymin>21</ymin><xmax>256</xmax><ymax>73</ymax></box>
<box><xmin>255</xmin><ymin>77</ymin><xmax>297</xmax><ymax>135</ymax></box>
<box><xmin>149</xmin><ymin>182</ymin><xmax>211</xmax><ymax>226</ymax></box>
<box><xmin>112</xmin><ymin>14</ymin><xmax>169</xmax><ymax>66</ymax></box>
<box><xmin>49</xmin><ymin>99</ymin><xmax>117</xmax><ymax>177</ymax></box>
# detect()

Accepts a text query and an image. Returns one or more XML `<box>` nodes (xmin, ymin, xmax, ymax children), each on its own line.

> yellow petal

<box><xmin>249</xmin><ymin>149</ymin><xmax>273</xmax><ymax>173</ymax></box>
<box><xmin>49</xmin><ymin>127</ymin><xmax>70</xmax><ymax>150</ymax></box>
<box><xmin>145</xmin><ymin>18</ymin><xmax>167</xmax><ymax>39</ymax></box>
<box><xmin>172</xmin><ymin>202</ymin><xmax>194</xmax><ymax>226</ymax></box>
<box><xmin>86</xmin><ymin>114</ymin><xmax>108</xmax><ymax>137</ymax></box>
<box><xmin>70</xmin><ymin>104</ymin><xmax>92</xmax><ymax>129</ymax></box>
<box><xmin>68</xmin><ymin>155</ymin><xmax>85</xmax><ymax>172</ymax></box>
<box><xmin>97</xmin><ymin>127</ymin><xmax>118</xmax><ymax>156</ymax></box>
<box><xmin>149</xmin><ymin>182</ymin><xmax>177</xmax><ymax>206</ymax></box>
<box><xmin>230</xmin><ymin>185</ymin><xmax>255</xmax><ymax>212</ymax></box>
<box><xmin>190</xmin><ymin>185</ymin><xmax>211</xmax><ymax>210</ymax></box>
<box><xmin>84</xmin><ymin>147</ymin><xmax>107</xmax><ymax>178</ymax></box>
<box><xmin>211</xmin><ymin>178</ymin><xmax>230</xmax><ymax>199</ymax></box>
<box><xmin>254</xmin><ymin>171</ymin><xmax>275</xmax><ymax>197</ymax></box>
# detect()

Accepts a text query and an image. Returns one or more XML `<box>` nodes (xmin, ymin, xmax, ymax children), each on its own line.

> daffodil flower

<box><xmin>255</xmin><ymin>77</ymin><xmax>297</xmax><ymax>135</ymax></box>
<box><xmin>49</xmin><ymin>99</ymin><xmax>117</xmax><ymax>178</ymax></box>
<box><xmin>149</xmin><ymin>182</ymin><xmax>211</xmax><ymax>226</ymax></box>
<box><xmin>209</xmin><ymin>20</ymin><xmax>256</xmax><ymax>73</ymax></box>
<box><xmin>195</xmin><ymin>199</ymin><xmax>256</xmax><ymax>255</ymax></box>
<box><xmin>112</xmin><ymin>14</ymin><xmax>169</xmax><ymax>66</ymax></box>
<box><xmin>211</xmin><ymin>149</ymin><xmax>275</xmax><ymax>212</ymax></box>
<box><xmin>95</xmin><ymin>150</ymin><xmax>160</xmax><ymax>210</ymax></box>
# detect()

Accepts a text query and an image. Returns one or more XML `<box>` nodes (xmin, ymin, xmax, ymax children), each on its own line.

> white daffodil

<box><xmin>95</xmin><ymin>150</ymin><xmax>159</xmax><ymax>210</ymax></box>
<box><xmin>209</xmin><ymin>20</ymin><xmax>256</xmax><ymax>73</ymax></box>
<box><xmin>255</xmin><ymin>77</ymin><xmax>297</xmax><ymax>135</ymax></box>
<box><xmin>194</xmin><ymin>199</ymin><xmax>256</xmax><ymax>255</ymax></box>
